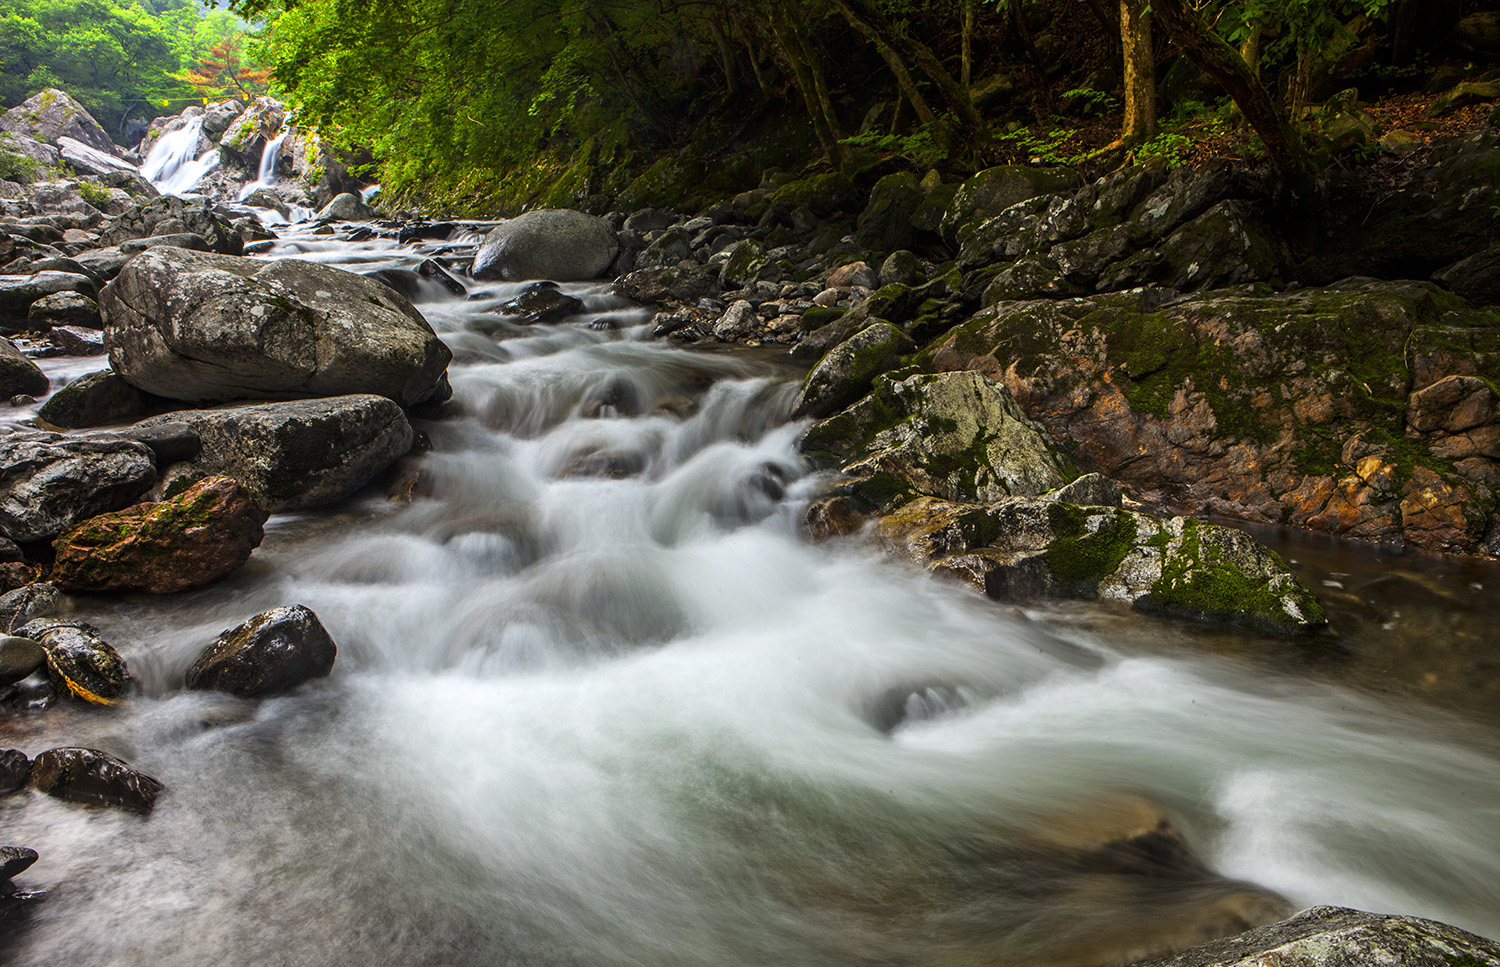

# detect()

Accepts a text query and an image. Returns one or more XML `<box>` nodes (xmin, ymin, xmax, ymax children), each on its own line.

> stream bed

<box><xmin>2</xmin><ymin>223</ymin><xmax>1497</xmax><ymax>966</ymax></box>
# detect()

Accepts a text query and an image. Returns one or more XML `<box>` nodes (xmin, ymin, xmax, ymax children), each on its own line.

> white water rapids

<box><xmin>3</xmin><ymin>225</ymin><xmax>1498</xmax><ymax>965</ymax></box>
<box><xmin>139</xmin><ymin>117</ymin><xmax>220</xmax><ymax>197</ymax></box>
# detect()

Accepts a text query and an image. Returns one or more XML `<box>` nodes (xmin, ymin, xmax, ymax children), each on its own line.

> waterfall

<box><xmin>139</xmin><ymin>117</ymin><xmax>220</xmax><ymax>196</ymax></box>
<box><xmin>255</xmin><ymin>130</ymin><xmax>289</xmax><ymax>187</ymax></box>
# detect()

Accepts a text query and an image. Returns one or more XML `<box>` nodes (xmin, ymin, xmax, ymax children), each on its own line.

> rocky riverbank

<box><xmin>2</xmin><ymin>84</ymin><xmax>1500</xmax><ymax>966</ymax></box>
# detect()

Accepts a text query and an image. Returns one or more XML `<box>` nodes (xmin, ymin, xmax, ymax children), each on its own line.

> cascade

<box><xmin>139</xmin><ymin>117</ymin><xmax>220</xmax><ymax>196</ymax></box>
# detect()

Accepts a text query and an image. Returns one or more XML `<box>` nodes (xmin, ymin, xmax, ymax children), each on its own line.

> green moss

<box><xmin>1043</xmin><ymin>504</ymin><xmax>1139</xmax><ymax>591</ymax></box>
<box><xmin>799</xmin><ymin>306</ymin><xmax>846</xmax><ymax>332</ymax></box>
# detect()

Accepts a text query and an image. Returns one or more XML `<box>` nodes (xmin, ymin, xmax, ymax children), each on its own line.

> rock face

<box><xmin>96</xmin><ymin>196</ymin><xmax>243</xmax><ymax>255</ymax></box>
<box><xmin>0</xmin><ymin>338</ymin><xmax>47</xmax><ymax>398</ymax></box>
<box><xmin>20</xmin><ymin>620</ymin><xmax>129</xmax><ymax>704</ymax></box>
<box><xmin>792</xmin><ymin>322</ymin><xmax>902</xmax><ymax>419</ymax></box>
<box><xmin>136</xmin><ymin>395</ymin><xmax>413</xmax><ymax>511</ymax></box>
<box><xmin>1131</xmin><ymin>905</ymin><xmax>1500</xmax><ymax>967</ymax></box>
<box><xmin>185</xmin><ymin>604</ymin><xmax>337</xmax><ymax>697</ymax></box>
<box><xmin>923</xmin><ymin>279</ymin><xmax>1500</xmax><ymax>556</ymax></box>
<box><xmin>36</xmin><ymin>369</ymin><xmax>153</xmax><ymax>429</ymax></box>
<box><xmin>0</xmin><ymin>428</ymin><xmax>156</xmax><ymax>543</ymax></box>
<box><xmin>101</xmin><ymin>247</ymin><xmax>452</xmax><ymax>407</ymax></box>
<box><xmin>801</xmin><ymin>371</ymin><xmax>1072</xmax><ymax>508</ymax></box>
<box><xmin>50</xmin><ymin>476</ymin><xmax>267</xmax><ymax>593</ymax></box>
<box><xmin>30</xmin><ymin>747</ymin><xmax>163</xmax><ymax>813</ymax></box>
<box><xmin>471</xmin><ymin>209</ymin><xmax>619</xmax><ymax>282</ymax></box>
<box><xmin>0</xmin><ymin>89</ymin><xmax>121</xmax><ymax>159</ymax></box>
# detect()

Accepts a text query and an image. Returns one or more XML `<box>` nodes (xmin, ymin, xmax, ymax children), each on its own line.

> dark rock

<box><xmin>471</xmin><ymin>209</ymin><xmax>618</xmax><ymax>282</ymax></box>
<box><xmin>636</xmin><ymin>227</ymin><xmax>693</xmax><ymax>269</ymax></box>
<box><xmin>101</xmin><ymin>246</ymin><xmax>452</xmax><ymax>407</ymax></box>
<box><xmin>0</xmin><ymin>753</ymin><xmax>31</xmax><ymax>795</ymax></box>
<box><xmin>1434</xmin><ymin>243</ymin><xmax>1500</xmax><ymax>304</ymax></box>
<box><xmin>0</xmin><ymin>582</ymin><xmax>60</xmax><ymax>633</ymax></box>
<box><xmin>1</xmin><ymin>272</ymin><xmax>97</xmax><ymax>335</ymax></box>
<box><xmin>941</xmin><ymin>165</ymin><xmax>1082</xmax><ymax>247</ymax></box>
<box><xmin>0</xmin><ymin>338</ymin><xmax>48</xmax><ymax>398</ymax></box>
<box><xmin>1452</xmin><ymin>12</ymin><xmax>1500</xmax><ymax>59</ymax></box>
<box><xmin>856</xmin><ymin>172</ymin><xmax>925</xmax><ymax>255</ymax></box>
<box><xmin>878</xmin><ymin>250</ymin><xmax>924</xmax><ymax>288</ymax></box>
<box><xmin>48</xmin><ymin>325</ymin><xmax>104</xmax><ymax>356</ymax></box>
<box><xmin>113</xmin><ymin>421</ymin><xmax>198</xmax><ymax>464</ymax></box>
<box><xmin>134</xmin><ymin>395</ymin><xmax>413</xmax><ymax>511</ymax></box>
<box><xmin>0</xmin><ymin>636</ymin><xmax>45</xmax><ymax>686</ymax></box>
<box><xmin>50</xmin><ymin>476</ymin><xmax>267</xmax><ymax>594</ymax></box>
<box><xmin>497</xmin><ymin>286</ymin><xmax>584</xmax><ymax>325</ymax></box>
<box><xmin>616</xmin><ymin>262</ymin><xmax>721</xmax><ymax>305</ymax></box>
<box><xmin>792</xmin><ymin>322</ymin><xmax>902</xmax><ymax>419</ymax></box>
<box><xmin>20</xmin><ymin>620</ymin><xmax>129</xmax><ymax>704</ymax></box>
<box><xmin>37</xmin><ymin>370</ymin><xmax>150</xmax><ymax>428</ymax></box>
<box><xmin>415</xmin><ymin>258</ymin><xmax>465</xmax><ymax>296</ymax></box>
<box><xmin>1130</xmin><ymin>905</ymin><xmax>1500</xmax><ymax>967</ymax></box>
<box><xmin>30</xmin><ymin>747</ymin><xmax>163</xmax><ymax>813</ymax></box>
<box><xmin>97</xmin><ymin>196</ymin><xmax>242</xmax><ymax>255</ymax></box>
<box><xmin>0</xmin><ymin>846</ymin><xmax>37</xmax><ymax>879</ymax></box>
<box><xmin>27</xmin><ymin>291</ymin><xmax>101</xmax><ymax>330</ymax></box>
<box><xmin>186</xmin><ymin>604</ymin><xmax>337</xmax><ymax>698</ymax></box>
<box><xmin>0</xmin><ymin>428</ymin><xmax>156</xmax><ymax>543</ymax></box>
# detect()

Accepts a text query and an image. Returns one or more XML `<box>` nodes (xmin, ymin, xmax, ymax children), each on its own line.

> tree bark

<box><xmin>766</xmin><ymin>2</ymin><xmax>852</xmax><ymax>168</ymax></box>
<box><xmin>961</xmin><ymin>0</ymin><xmax>975</xmax><ymax>89</ymax></box>
<box><xmin>1149</xmin><ymin>0</ymin><xmax>1314</xmax><ymax>197</ymax></box>
<box><xmin>831</xmin><ymin>3</ymin><xmax>940</xmax><ymax>130</ymax></box>
<box><xmin>1119</xmin><ymin>0</ymin><xmax>1156</xmax><ymax>147</ymax></box>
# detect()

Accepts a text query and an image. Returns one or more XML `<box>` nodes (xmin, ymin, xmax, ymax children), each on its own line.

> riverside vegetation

<box><xmin>2</xmin><ymin>1</ymin><xmax>1500</xmax><ymax>965</ymax></box>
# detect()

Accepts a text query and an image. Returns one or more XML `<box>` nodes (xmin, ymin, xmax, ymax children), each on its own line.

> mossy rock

<box><xmin>792</xmin><ymin>321</ymin><xmax>903</xmax><ymax>420</ymax></box>
<box><xmin>766</xmin><ymin>172</ymin><xmax>859</xmax><ymax>218</ymax></box>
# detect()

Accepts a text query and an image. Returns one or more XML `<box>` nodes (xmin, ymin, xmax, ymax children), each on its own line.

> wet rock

<box><xmin>926</xmin><ymin>279</ymin><xmax>1500</xmax><ymax>556</ymax></box>
<box><xmin>0</xmin><ymin>583</ymin><xmax>60</xmax><ymax>634</ymax></box>
<box><xmin>0</xmin><ymin>338</ymin><xmax>48</xmax><ymax>398</ymax></box>
<box><xmin>36</xmin><ymin>370</ymin><xmax>152</xmax><ymax>428</ymax></box>
<box><xmin>802</xmin><ymin>496</ymin><xmax>866</xmax><ymax>541</ymax></box>
<box><xmin>30</xmin><ymin>747</ymin><xmax>163</xmax><ymax>813</ymax></box>
<box><xmin>1</xmin><ymin>272</ymin><xmax>97</xmax><ymax>335</ymax></box>
<box><xmin>27</xmin><ymin>291</ymin><xmax>100</xmax><ymax>330</ymax></box>
<box><xmin>0</xmin><ymin>637</ymin><xmax>45</xmax><ymax>686</ymax></box>
<box><xmin>19</xmin><ymin>620</ymin><xmax>129</xmax><ymax>704</ymax></box>
<box><xmin>792</xmin><ymin>322</ymin><xmax>902</xmax><ymax>420</ymax></box>
<box><xmin>0</xmin><ymin>89</ymin><xmax>122</xmax><ymax>159</ymax></box>
<box><xmin>801</xmin><ymin>371</ymin><xmax>1071</xmax><ymax>510</ymax></box>
<box><xmin>1131</xmin><ymin>905</ymin><xmax>1500</xmax><ymax>967</ymax></box>
<box><xmin>712</xmin><ymin>300</ymin><xmax>761</xmax><ymax>342</ymax></box>
<box><xmin>135</xmin><ymin>395</ymin><xmax>413</xmax><ymax>512</ymax></box>
<box><xmin>47</xmin><ymin>325</ymin><xmax>104</xmax><ymax>356</ymax></box>
<box><xmin>315</xmin><ymin>192</ymin><xmax>374</xmax><ymax>221</ymax></box>
<box><xmin>97</xmin><ymin>197</ymin><xmax>242</xmax><ymax>255</ymax></box>
<box><xmin>102</xmin><ymin>246</ymin><xmax>452</xmax><ymax>407</ymax></box>
<box><xmin>0</xmin><ymin>749</ymin><xmax>32</xmax><ymax>796</ymax></box>
<box><xmin>415</xmin><ymin>258</ymin><xmax>465</xmax><ymax>297</ymax></box>
<box><xmin>186</xmin><ymin>604</ymin><xmax>337</xmax><ymax>698</ymax></box>
<box><xmin>617</xmin><ymin>262</ymin><xmax>721</xmax><ymax>305</ymax></box>
<box><xmin>0</xmin><ymin>846</ymin><xmax>37</xmax><ymax>879</ymax></box>
<box><xmin>471</xmin><ymin>209</ymin><xmax>618</xmax><ymax>282</ymax></box>
<box><xmin>497</xmin><ymin>286</ymin><xmax>584</xmax><ymax>324</ymax></box>
<box><xmin>50</xmin><ymin>476</ymin><xmax>267</xmax><ymax>594</ymax></box>
<box><xmin>0</xmin><ymin>428</ymin><xmax>156</xmax><ymax>543</ymax></box>
<box><xmin>0</xmin><ymin>562</ymin><xmax>43</xmax><ymax>592</ymax></box>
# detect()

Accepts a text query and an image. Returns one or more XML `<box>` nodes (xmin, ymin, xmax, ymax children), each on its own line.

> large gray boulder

<box><xmin>1133</xmin><ymin>905</ymin><xmax>1500</xmax><ymax>967</ymax></box>
<box><xmin>135</xmin><ymin>395</ymin><xmax>413</xmax><ymax>511</ymax></box>
<box><xmin>101</xmin><ymin>247</ymin><xmax>452</xmax><ymax>407</ymax></box>
<box><xmin>96</xmin><ymin>196</ymin><xmax>242</xmax><ymax>254</ymax></box>
<box><xmin>0</xmin><ymin>90</ymin><xmax>121</xmax><ymax>159</ymax></box>
<box><xmin>0</xmin><ymin>338</ymin><xmax>48</xmax><ymax>398</ymax></box>
<box><xmin>471</xmin><ymin>209</ymin><xmax>619</xmax><ymax>282</ymax></box>
<box><xmin>315</xmin><ymin>192</ymin><xmax>373</xmax><ymax>221</ymax></box>
<box><xmin>0</xmin><ymin>428</ymin><xmax>156</xmax><ymax>542</ymax></box>
<box><xmin>56</xmin><ymin>137</ymin><xmax>137</xmax><ymax>178</ymax></box>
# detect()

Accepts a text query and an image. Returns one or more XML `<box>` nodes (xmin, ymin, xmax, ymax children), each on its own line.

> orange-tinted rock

<box><xmin>50</xmin><ymin>476</ymin><xmax>267</xmax><ymax>593</ymax></box>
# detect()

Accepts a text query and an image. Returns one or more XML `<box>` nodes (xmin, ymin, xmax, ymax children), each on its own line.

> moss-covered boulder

<box><xmin>792</xmin><ymin>321</ymin><xmax>902</xmax><ymax>419</ymax></box>
<box><xmin>50</xmin><ymin>476</ymin><xmax>267</xmax><ymax>594</ymax></box>
<box><xmin>855</xmin><ymin>172</ymin><xmax>925</xmax><ymax>255</ymax></box>
<box><xmin>800</xmin><ymin>370</ymin><xmax>1072</xmax><ymax>510</ymax></box>
<box><xmin>876</xmin><ymin>492</ymin><xmax>1327</xmax><ymax>635</ymax></box>
<box><xmin>940</xmin><ymin>164</ymin><xmax>1082</xmax><ymax>247</ymax></box>
<box><xmin>923</xmin><ymin>278</ymin><xmax>1500</xmax><ymax>556</ymax></box>
<box><xmin>766</xmin><ymin>172</ymin><xmax>859</xmax><ymax>218</ymax></box>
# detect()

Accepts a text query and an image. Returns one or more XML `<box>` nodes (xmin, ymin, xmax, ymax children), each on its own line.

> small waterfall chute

<box><xmin>140</xmin><ymin>116</ymin><xmax>220</xmax><ymax>196</ymax></box>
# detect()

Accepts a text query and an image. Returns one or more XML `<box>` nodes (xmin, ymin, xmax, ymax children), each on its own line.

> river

<box><xmin>2</xmin><ymin>219</ymin><xmax>1497</xmax><ymax>966</ymax></box>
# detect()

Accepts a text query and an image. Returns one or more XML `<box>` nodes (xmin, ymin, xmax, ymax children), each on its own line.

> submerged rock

<box><xmin>1131</xmin><ymin>905</ymin><xmax>1500</xmax><ymax>967</ymax></box>
<box><xmin>30</xmin><ymin>747</ymin><xmax>163</xmax><ymax>813</ymax></box>
<box><xmin>102</xmin><ymin>246</ymin><xmax>452</xmax><ymax>407</ymax></box>
<box><xmin>50</xmin><ymin>476</ymin><xmax>267</xmax><ymax>593</ymax></box>
<box><xmin>135</xmin><ymin>395</ymin><xmax>413</xmax><ymax>512</ymax></box>
<box><xmin>186</xmin><ymin>605</ymin><xmax>337</xmax><ymax>698</ymax></box>
<box><xmin>471</xmin><ymin>209</ymin><xmax>618</xmax><ymax>282</ymax></box>
<box><xmin>20</xmin><ymin>619</ymin><xmax>130</xmax><ymax>704</ymax></box>
<box><xmin>0</xmin><ymin>846</ymin><xmax>37</xmax><ymax>879</ymax></box>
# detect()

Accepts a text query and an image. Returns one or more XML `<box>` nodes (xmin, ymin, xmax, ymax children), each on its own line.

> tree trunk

<box><xmin>766</xmin><ymin>3</ymin><xmax>852</xmax><ymax>168</ymax></box>
<box><xmin>832</xmin><ymin>3</ymin><xmax>940</xmax><ymax>130</ymax></box>
<box><xmin>961</xmin><ymin>0</ymin><xmax>975</xmax><ymax>89</ymax></box>
<box><xmin>1119</xmin><ymin>0</ymin><xmax>1156</xmax><ymax>147</ymax></box>
<box><xmin>1149</xmin><ymin>0</ymin><xmax>1314</xmax><ymax>197</ymax></box>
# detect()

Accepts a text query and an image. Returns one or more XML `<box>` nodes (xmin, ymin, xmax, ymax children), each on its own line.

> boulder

<box><xmin>19</xmin><ymin>619</ymin><xmax>129</xmax><ymax>704</ymax></box>
<box><xmin>101</xmin><ymin>246</ymin><xmax>452</xmax><ymax>407</ymax></box>
<box><xmin>1433</xmin><ymin>243</ymin><xmax>1500</xmax><ymax>304</ymax></box>
<box><xmin>615</xmin><ymin>262</ymin><xmax>721</xmax><ymax>305</ymax></box>
<box><xmin>496</xmin><ymin>285</ymin><xmax>583</xmax><ymax>324</ymax></box>
<box><xmin>0</xmin><ymin>133</ymin><xmax>61</xmax><ymax>179</ymax></box>
<box><xmin>50</xmin><ymin>476</ymin><xmax>267</xmax><ymax>594</ymax></box>
<box><xmin>185</xmin><ymin>604</ymin><xmax>337</xmax><ymax>697</ymax></box>
<box><xmin>712</xmin><ymin>300</ymin><xmax>761</xmax><ymax>342</ymax></box>
<box><xmin>56</xmin><ymin>138</ymin><xmax>137</xmax><ymax>178</ymax></box>
<box><xmin>49</xmin><ymin>325</ymin><xmax>104</xmax><ymax>355</ymax></box>
<box><xmin>471</xmin><ymin>209</ymin><xmax>618</xmax><ymax>282</ymax></box>
<box><xmin>134</xmin><ymin>395</ymin><xmax>413</xmax><ymax>511</ymax></box>
<box><xmin>855</xmin><ymin>172</ymin><xmax>925</xmax><ymax>254</ymax></box>
<box><xmin>924</xmin><ymin>279</ymin><xmax>1500</xmax><ymax>556</ymax></box>
<box><xmin>0</xmin><ymin>582</ymin><xmax>60</xmax><ymax>634</ymax></box>
<box><xmin>315</xmin><ymin>192</ymin><xmax>374</xmax><ymax>221</ymax></box>
<box><xmin>0</xmin><ymin>428</ymin><xmax>156</xmax><ymax>543</ymax></box>
<box><xmin>792</xmin><ymin>322</ymin><xmax>902</xmax><ymax>419</ymax></box>
<box><xmin>1</xmin><ymin>272</ymin><xmax>97</xmax><ymax>335</ymax></box>
<box><xmin>0</xmin><ymin>90</ymin><xmax>121</xmax><ymax>159</ymax></box>
<box><xmin>0</xmin><ymin>751</ymin><xmax>31</xmax><ymax>795</ymax></box>
<box><xmin>30</xmin><ymin>747</ymin><xmax>163</xmax><ymax>813</ymax></box>
<box><xmin>800</xmin><ymin>371</ymin><xmax>1071</xmax><ymax>510</ymax></box>
<box><xmin>876</xmin><ymin>496</ymin><xmax>1327</xmax><ymax>634</ymax></box>
<box><xmin>96</xmin><ymin>197</ymin><xmax>242</xmax><ymax>254</ymax></box>
<box><xmin>0</xmin><ymin>636</ymin><xmax>45</xmax><ymax>686</ymax></box>
<box><xmin>1132</xmin><ymin>905</ymin><xmax>1500</xmax><ymax>967</ymax></box>
<box><xmin>0</xmin><ymin>338</ymin><xmax>47</xmax><ymax>398</ymax></box>
<box><xmin>941</xmin><ymin>164</ymin><xmax>1082</xmax><ymax>246</ymax></box>
<box><xmin>28</xmin><ymin>290</ymin><xmax>101</xmax><ymax>329</ymax></box>
<box><xmin>37</xmin><ymin>369</ymin><xmax>153</xmax><ymax>428</ymax></box>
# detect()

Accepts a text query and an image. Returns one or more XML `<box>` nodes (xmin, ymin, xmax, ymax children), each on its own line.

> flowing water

<box><xmin>139</xmin><ymin>117</ymin><xmax>220</xmax><ymax>197</ymax></box>
<box><xmin>4</xmin><ymin>223</ymin><xmax>1499</xmax><ymax>965</ymax></box>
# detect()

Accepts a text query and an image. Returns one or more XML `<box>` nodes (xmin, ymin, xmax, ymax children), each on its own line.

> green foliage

<box><xmin>996</xmin><ymin>125</ymin><xmax>1086</xmax><ymax>166</ymax></box>
<box><xmin>1134</xmin><ymin>132</ymin><xmax>1194</xmax><ymax>167</ymax></box>
<box><xmin>840</xmin><ymin>127</ymin><xmax>942</xmax><ymax>167</ymax></box>
<box><xmin>0</xmin><ymin>148</ymin><xmax>41</xmax><ymax>181</ymax></box>
<box><xmin>76</xmin><ymin>179</ymin><xmax>113</xmax><ymax>207</ymax></box>
<box><xmin>1060</xmin><ymin>87</ymin><xmax>1117</xmax><ymax>117</ymax></box>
